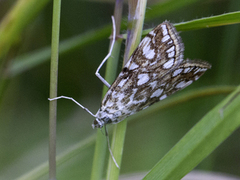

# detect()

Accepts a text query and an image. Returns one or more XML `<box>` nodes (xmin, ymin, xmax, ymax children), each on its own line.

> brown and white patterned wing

<box><xmin>163</xmin><ymin>59</ymin><xmax>211</xmax><ymax>96</ymax></box>
<box><xmin>134</xmin><ymin>59</ymin><xmax>211</xmax><ymax>110</ymax></box>
<box><xmin>94</xmin><ymin>22</ymin><xmax>211</xmax><ymax>128</ymax></box>
<box><xmin>125</xmin><ymin>21</ymin><xmax>184</xmax><ymax>76</ymax></box>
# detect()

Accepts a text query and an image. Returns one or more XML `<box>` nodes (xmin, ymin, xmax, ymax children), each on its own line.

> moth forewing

<box><xmin>92</xmin><ymin>22</ymin><xmax>211</xmax><ymax>128</ymax></box>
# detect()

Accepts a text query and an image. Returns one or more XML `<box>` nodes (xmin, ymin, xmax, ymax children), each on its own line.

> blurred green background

<box><xmin>0</xmin><ymin>0</ymin><xmax>239</xmax><ymax>179</ymax></box>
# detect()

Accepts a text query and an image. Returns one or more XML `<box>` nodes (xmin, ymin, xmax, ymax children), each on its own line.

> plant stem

<box><xmin>49</xmin><ymin>0</ymin><xmax>61</xmax><ymax>179</ymax></box>
<box><xmin>106</xmin><ymin>1</ymin><xmax>147</xmax><ymax>179</ymax></box>
<box><xmin>90</xmin><ymin>1</ymin><xmax>124</xmax><ymax>180</ymax></box>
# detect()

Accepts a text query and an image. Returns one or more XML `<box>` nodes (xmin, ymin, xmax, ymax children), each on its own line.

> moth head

<box><xmin>92</xmin><ymin>119</ymin><xmax>102</xmax><ymax>129</ymax></box>
<box><xmin>92</xmin><ymin>117</ymin><xmax>108</xmax><ymax>129</ymax></box>
<box><xmin>92</xmin><ymin>117</ymin><xmax>112</xmax><ymax>129</ymax></box>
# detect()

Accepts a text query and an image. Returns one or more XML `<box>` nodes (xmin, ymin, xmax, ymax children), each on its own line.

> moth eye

<box><xmin>122</xmin><ymin>67</ymin><xmax>128</xmax><ymax>72</ymax></box>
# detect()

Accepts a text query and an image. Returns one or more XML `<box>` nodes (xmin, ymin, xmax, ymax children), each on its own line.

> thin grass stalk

<box><xmin>90</xmin><ymin>1</ymin><xmax>124</xmax><ymax>179</ymax></box>
<box><xmin>90</xmin><ymin>36</ymin><xmax>122</xmax><ymax>180</ymax></box>
<box><xmin>49</xmin><ymin>0</ymin><xmax>62</xmax><ymax>179</ymax></box>
<box><xmin>106</xmin><ymin>1</ymin><xmax>147</xmax><ymax>179</ymax></box>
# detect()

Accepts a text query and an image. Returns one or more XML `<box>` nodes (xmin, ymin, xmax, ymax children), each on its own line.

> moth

<box><xmin>49</xmin><ymin>18</ymin><xmax>211</xmax><ymax>168</ymax></box>
<box><xmin>50</xmin><ymin>20</ymin><xmax>211</xmax><ymax>129</ymax></box>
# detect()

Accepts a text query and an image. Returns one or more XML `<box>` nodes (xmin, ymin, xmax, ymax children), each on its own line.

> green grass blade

<box><xmin>15</xmin><ymin>85</ymin><xmax>235</xmax><ymax>179</ymax></box>
<box><xmin>7</xmin><ymin>26</ymin><xmax>111</xmax><ymax>77</ymax></box>
<box><xmin>175</xmin><ymin>11</ymin><xmax>240</xmax><ymax>31</ymax></box>
<box><xmin>105</xmin><ymin>1</ymin><xmax>147</xmax><ymax>179</ymax></box>
<box><xmin>0</xmin><ymin>0</ymin><xmax>49</xmax><ymax>60</ymax></box>
<box><xmin>7</xmin><ymin>9</ymin><xmax>240</xmax><ymax>78</ymax></box>
<box><xmin>48</xmin><ymin>0</ymin><xmax>62</xmax><ymax>178</ymax></box>
<box><xmin>8</xmin><ymin>4</ymin><xmax>240</xmax><ymax>78</ymax></box>
<box><xmin>141</xmin><ymin>11</ymin><xmax>240</xmax><ymax>37</ymax></box>
<box><xmin>143</xmin><ymin>86</ymin><xmax>240</xmax><ymax>180</ymax></box>
<box><xmin>8</xmin><ymin>10</ymin><xmax>240</xmax><ymax>78</ymax></box>
<box><xmin>90</xmin><ymin>24</ymin><xmax>123</xmax><ymax>180</ymax></box>
<box><xmin>17</xmin><ymin>134</ymin><xmax>96</xmax><ymax>180</ymax></box>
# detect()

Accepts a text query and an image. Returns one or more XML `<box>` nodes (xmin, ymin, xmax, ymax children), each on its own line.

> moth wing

<box><xmin>140</xmin><ymin>59</ymin><xmax>211</xmax><ymax>108</ymax></box>
<box><xmin>98</xmin><ymin>22</ymin><xmax>211</xmax><ymax>124</ymax></box>
<box><xmin>125</xmin><ymin>21</ymin><xmax>184</xmax><ymax>75</ymax></box>
<box><xmin>101</xmin><ymin>22</ymin><xmax>183</xmax><ymax>107</ymax></box>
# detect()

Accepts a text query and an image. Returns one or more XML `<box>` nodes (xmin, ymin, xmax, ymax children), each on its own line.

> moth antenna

<box><xmin>48</xmin><ymin>96</ymin><xmax>96</xmax><ymax>117</ymax></box>
<box><xmin>95</xmin><ymin>15</ymin><xmax>116</xmax><ymax>88</ymax></box>
<box><xmin>105</xmin><ymin>125</ymin><xmax>120</xmax><ymax>169</ymax></box>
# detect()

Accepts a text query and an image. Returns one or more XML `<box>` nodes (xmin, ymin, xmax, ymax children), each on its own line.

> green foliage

<box><xmin>0</xmin><ymin>0</ymin><xmax>240</xmax><ymax>179</ymax></box>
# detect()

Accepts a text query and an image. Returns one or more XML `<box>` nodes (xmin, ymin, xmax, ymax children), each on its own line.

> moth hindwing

<box><xmin>92</xmin><ymin>21</ymin><xmax>211</xmax><ymax>128</ymax></box>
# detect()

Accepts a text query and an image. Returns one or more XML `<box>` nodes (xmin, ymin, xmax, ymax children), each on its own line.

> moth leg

<box><xmin>95</xmin><ymin>16</ymin><xmax>116</xmax><ymax>88</ymax></box>
<box><xmin>48</xmin><ymin>96</ymin><xmax>96</xmax><ymax>117</ymax></box>
<box><xmin>104</xmin><ymin>125</ymin><xmax>120</xmax><ymax>168</ymax></box>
